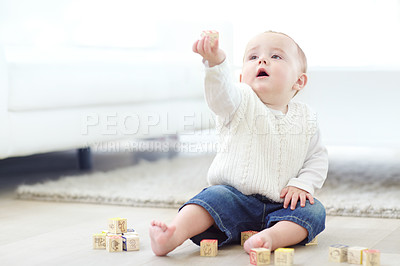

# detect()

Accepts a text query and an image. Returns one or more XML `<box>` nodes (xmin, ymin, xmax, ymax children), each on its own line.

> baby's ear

<box><xmin>294</xmin><ymin>73</ymin><xmax>307</xmax><ymax>91</ymax></box>
<box><xmin>239</xmin><ymin>74</ymin><xmax>242</xmax><ymax>82</ymax></box>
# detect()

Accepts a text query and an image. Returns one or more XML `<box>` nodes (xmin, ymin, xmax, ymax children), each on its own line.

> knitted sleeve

<box><xmin>286</xmin><ymin>127</ymin><xmax>329</xmax><ymax>195</ymax></box>
<box><xmin>204</xmin><ymin>59</ymin><xmax>241</xmax><ymax>126</ymax></box>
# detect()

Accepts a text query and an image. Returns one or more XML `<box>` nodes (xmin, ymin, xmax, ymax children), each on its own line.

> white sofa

<box><xmin>0</xmin><ymin>44</ymin><xmax>217</xmax><ymax>166</ymax></box>
<box><xmin>4</xmin><ymin>19</ymin><xmax>397</xmax><ymax>168</ymax></box>
<box><xmin>0</xmin><ymin>19</ymin><xmax>235</xmax><ymax>169</ymax></box>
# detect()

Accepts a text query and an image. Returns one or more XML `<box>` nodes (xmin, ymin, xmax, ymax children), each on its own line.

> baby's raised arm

<box><xmin>192</xmin><ymin>30</ymin><xmax>241</xmax><ymax>125</ymax></box>
<box><xmin>192</xmin><ymin>31</ymin><xmax>226</xmax><ymax>67</ymax></box>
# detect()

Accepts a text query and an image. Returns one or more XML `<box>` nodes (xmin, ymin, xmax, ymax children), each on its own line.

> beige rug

<box><xmin>16</xmin><ymin>149</ymin><xmax>400</xmax><ymax>218</ymax></box>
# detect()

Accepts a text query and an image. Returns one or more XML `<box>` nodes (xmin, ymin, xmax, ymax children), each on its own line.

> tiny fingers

<box><xmin>307</xmin><ymin>194</ymin><xmax>315</xmax><ymax>205</ymax></box>
<box><xmin>283</xmin><ymin>191</ymin><xmax>292</xmax><ymax>209</ymax></box>
<box><xmin>196</xmin><ymin>37</ymin><xmax>206</xmax><ymax>55</ymax></box>
<box><xmin>280</xmin><ymin>187</ymin><xmax>288</xmax><ymax>198</ymax></box>
<box><xmin>300</xmin><ymin>193</ymin><xmax>306</xmax><ymax>207</ymax></box>
<box><xmin>210</xmin><ymin>37</ymin><xmax>219</xmax><ymax>51</ymax></box>
<box><xmin>299</xmin><ymin>193</ymin><xmax>314</xmax><ymax>207</ymax></box>
<box><xmin>290</xmin><ymin>193</ymin><xmax>299</xmax><ymax>210</ymax></box>
<box><xmin>194</xmin><ymin>36</ymin><xmax>212</xmax><ymax>57</ymax></box>
<box><xmin>192</xmin><ymin>40</ymin><xmax>200</xmax><ymax>53</ymax></box>
<box><xmin>204</xmin><ymin>36</ymin><xmax>213</xmax><ymax>54</ymax></box>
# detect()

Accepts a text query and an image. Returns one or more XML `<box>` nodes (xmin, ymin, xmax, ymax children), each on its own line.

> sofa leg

<box><xmin>78</xmin><ymin>147</ymin><xmax>92</xmax><ymax>170</ymax></box>
<box><xmin>167</xmin><ymin>134</ymin><xmax>179</xmax><ymax>159</ymax></box>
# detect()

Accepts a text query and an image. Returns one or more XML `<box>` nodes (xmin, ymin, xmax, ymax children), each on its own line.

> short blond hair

<box><xmin>264</xmin><ymin>30</ymin><xmax>308</xmax><ymax>73</ymax></box>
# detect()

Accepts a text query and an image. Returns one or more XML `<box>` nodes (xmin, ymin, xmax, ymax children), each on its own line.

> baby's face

<box><xmin>242</xmin><ymin>32</ymin><xmax>304</xmax><ymax>107</ymax></box>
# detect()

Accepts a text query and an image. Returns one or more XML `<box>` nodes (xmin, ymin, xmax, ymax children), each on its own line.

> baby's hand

<box><xmin>280</xmin><ymin>186</ymin><xmax>314</xmax><ymax>210</ymax></box>
<box><xmin>192</xmin><ymin>31</ymin><xmax>226</xmax><ymax>67</ymax></box>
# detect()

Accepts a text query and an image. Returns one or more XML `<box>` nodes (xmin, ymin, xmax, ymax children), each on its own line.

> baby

<box><xmin>149</xmin><ymin>30</ymin><xmax>328</xmax><ymax>256</ymax></box>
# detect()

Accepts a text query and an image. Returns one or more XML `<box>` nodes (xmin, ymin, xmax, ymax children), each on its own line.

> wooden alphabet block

<box><xmin>241</xmin><ymin>231</ymin><xmax>258</xmax><ymax>246</ymax></box>
<box><xmin>123</xmin><ymin>228</ymin><xmax>138</xmax><ymax>236</ymax></box>
<box><xmin>250</xmin><ymin>248</ymin><xmax>271</xmax><ymax>265</ymax></box>
<box><xmin>92</xmin><ymin>233</ymin><xmax>107</xmax><ymax>249</ymax></box>
<box><xmin>305</xmin><ymin>236</ymin><xmax>318</xmax><ymax>246</ymax></box>
<box><xmin>123</xmin><ymin>231</ymin><xmax>138</xmax><ymax>236</ymax></box>
<box><xmin>363</xmin><ymin>249</ymin><xmax>380</xmax><ymax>266</ymax></box>
<box><xmin>201</xmin><ymin>30</ymin><xmax>219</xmax><ymax>46</ymax></box>
<box><xmin>348</xmin><ymin>246</ymin><xmax>368</xmax><ymax>264</ymax></box>
<box><xmin>108</xmin><ymin>217</ymin><xmax>127</xmax><ymax>234</ymax></box>
<box><xmin>123</xmin><ymin>235</ymin><xmax>140</xmax><ymax>251</ymax></box>
<box><xmin>106</xmin><ymin>235</ymin><xmax>123</xmax><ymax>252</ymax></box>
<box><xmin>329</xmin><ymin>244</ymin><xmax>348</xmax><ymax>262</ymax></box>
<box><xmin>106</xmin><ymin>233</ymin><xmax>122</xmax><ymax>237</ymax></box>
<box><xmin>200</xmin><ymin>239</ymin><xmax>218</xmax><ymax>256</ymax></box>
<box><xmin>274</xmin><ymin>248</ymin><xmax>294</xmax><ymax>266</ymax></box>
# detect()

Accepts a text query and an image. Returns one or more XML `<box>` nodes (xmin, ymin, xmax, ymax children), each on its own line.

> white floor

<box><xmin>0</xmin><ymin>150</ymin><xmax>399</xmax><ymax>266</ymax></box>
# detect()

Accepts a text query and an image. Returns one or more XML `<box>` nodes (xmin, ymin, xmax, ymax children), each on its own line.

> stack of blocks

<box><xmin>329</xmin><ymin>244</ymin><xmax>380</xmax><ymax>265</ymax></box>
<box><xmin>92</xmin><ymin>217</ymin><xmax>140</xmax><ymax>252</ymax></box>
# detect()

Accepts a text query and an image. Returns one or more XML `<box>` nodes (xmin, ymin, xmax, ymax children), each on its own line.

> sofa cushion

<box><xmin>6</xmin><ymin>46</ymin><xmax>204</xmax><ymax>111</ymax></box>
<box><xmin>4</xmin><ymin>98</ymin><xmax>213</xmax><ymax>157</ymax></box>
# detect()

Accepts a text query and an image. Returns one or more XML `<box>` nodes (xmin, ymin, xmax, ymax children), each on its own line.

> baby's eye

<box><xmin>271</xmin><ymin>54</ymin><xmax>282</xmax><ymax>59</ymax></box>
<box><xmin>249</xmin><ymin>55</ymin><xmax>258</xmax><ymax>60</ymax></box>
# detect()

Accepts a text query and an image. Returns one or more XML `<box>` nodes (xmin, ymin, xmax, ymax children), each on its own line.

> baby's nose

<box><xmin>258</xmin><ymin>57</ymin><xmax>268</xmax><ymax>65</ymax></box>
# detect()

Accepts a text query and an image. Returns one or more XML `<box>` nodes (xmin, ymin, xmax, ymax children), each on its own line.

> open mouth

<box><xmin>257</xmin><ymin>68</ymin><xmax>269</xmax><ymax>77</ymax></box>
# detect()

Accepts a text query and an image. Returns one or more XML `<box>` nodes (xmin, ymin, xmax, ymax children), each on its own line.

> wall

<box><xmin>297</xmin><ymin>68</ymin><xmax>400</xmax><ymax>147</ymax></box>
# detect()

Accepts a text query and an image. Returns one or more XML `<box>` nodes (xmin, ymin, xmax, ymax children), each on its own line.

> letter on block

<box><xmin>348</xmin><ymin>246</ymin><xmax>368</xmax><ymax>264</ymax></box>
<box><xmin>363</xmin><ymin>249</ymin><xmax>380</xmax><ymax>266</ymax></box>
<box><xmin>329</xmin><ymin>244</ymin><xmax>348</xmax><ymax>263</ymax></box>
<box><xmin>241</xmin><ymin>231</ymin><xmax>258</xmax><ymax>246</ymax></box>
<box><xmin>275</xmin><ymin>248</ymin><xmax>294</xmax><ymax>266</ymax></box>
<box><xmin>123</xmin><ymin>235</ymin><xmax>140</xmax><ymax>251</ymax></box>
<box><xmin>250</xmin><ymin>248</ymin><xmax>271</xmax><ymax>265</ymax></box>
<box><xmin>108</xmin><ymin>217</ymin><xmax>127</xmax><ymax>234</ymax></box>
<box><xmin>200</xmin><ymin>239</ymin><xmax>218</xmax><ymax>256</ymax></box>
<box><xmin>201</xmin><ymin>30</ymin><xmax>219</xmax><ymax>46</ymax></box>
<box><xmin>92</xmin><ymin>233</ymin><xmax>107</xmax><ymax>249</ymax></box>
<box><xmin>106</xmin><ymin>235</ymin><xmax>123</xmax><ymax>252</ymax></box>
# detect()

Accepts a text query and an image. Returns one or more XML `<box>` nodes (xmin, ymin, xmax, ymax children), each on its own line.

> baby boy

<box><xmin>149</xmin><ymin>30</ymin><xmax>328</xmax><ymax>256</ymax></box>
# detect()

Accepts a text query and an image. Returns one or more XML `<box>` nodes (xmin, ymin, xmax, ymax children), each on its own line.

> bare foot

<box><xmin>149</xmin><ymin>220</ymin><xmax>178</xmax><ymax>256</ymax></box>
<box><xmin>243</xmin><ymin>230</ymin><xmax>273</xmax><ymax>253</ymax></box>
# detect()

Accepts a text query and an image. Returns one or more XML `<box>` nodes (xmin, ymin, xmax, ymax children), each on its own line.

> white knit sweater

<box><xmin>204</xmin><ymin>60</ymin><xmax>328</xmax><ymax>202</ymax></box>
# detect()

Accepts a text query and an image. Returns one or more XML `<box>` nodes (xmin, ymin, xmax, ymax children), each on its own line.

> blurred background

<box><xmin>1</xmin><ymin>0</ymin><xmax>400</xmax><ymax>156</ymax></box>
<box><xmin>1</xmin><ymin>0</ymin><xmax>400</xmax><ymax>67</ymax></box>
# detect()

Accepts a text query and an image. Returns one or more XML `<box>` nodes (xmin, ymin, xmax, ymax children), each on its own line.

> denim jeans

<box><xmin>179</xmin><ymin>185</ymin><xmax>326</xmax><ymax>247</ymax></box>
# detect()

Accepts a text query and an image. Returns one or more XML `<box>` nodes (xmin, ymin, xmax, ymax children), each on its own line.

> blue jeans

<box><xmin>179</xmin><ymin>185</ymin><xmax>326</xmax><ymax>247</ymax></box>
